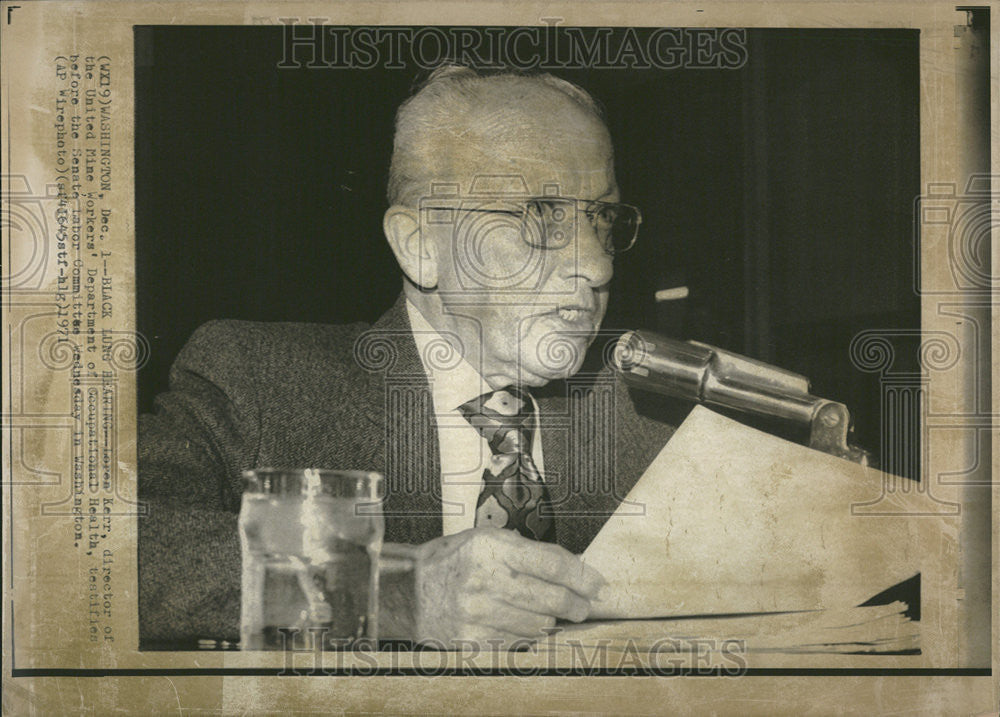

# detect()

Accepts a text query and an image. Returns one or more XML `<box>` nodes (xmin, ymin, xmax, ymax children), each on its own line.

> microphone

<box><xmin>612</xmin><ymin>330</ymin><xmax>872</xmax><ymax>465</ymax></box>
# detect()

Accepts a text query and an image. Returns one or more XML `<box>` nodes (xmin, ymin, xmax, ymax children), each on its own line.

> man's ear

<box><xmin>383</xmin><ymin>206</ymin><xmax>438</xmax><ymax>289</ymax></box>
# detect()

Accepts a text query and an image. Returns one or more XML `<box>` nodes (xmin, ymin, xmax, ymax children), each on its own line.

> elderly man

<box><xmin>138</xmin><ymin>66</ymin><xmax>676</xmax><ymax>646</ymax></box>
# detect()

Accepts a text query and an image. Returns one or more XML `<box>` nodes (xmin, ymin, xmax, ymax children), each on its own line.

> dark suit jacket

<box><xmin>138</xmin><ymin>294</ymin><xmax>678</xmax><ymax>643</ymax></box>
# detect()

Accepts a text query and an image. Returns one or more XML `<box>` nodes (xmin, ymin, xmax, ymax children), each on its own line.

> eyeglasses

<box><xmin>421</xmin><ymin>197</ymin><xmax>642</xmax><ymax>256</ymax></box>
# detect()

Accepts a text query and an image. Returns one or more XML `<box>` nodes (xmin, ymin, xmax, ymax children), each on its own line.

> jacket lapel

<box><xmin>538</xmin><ymin>374</ymin><xmax>628</xmax><ymax>555</ymax></box>
<box><xmin>354</xmin><ymin>295</ymin><xmax>443</xmax><ymax>545</ymax></box>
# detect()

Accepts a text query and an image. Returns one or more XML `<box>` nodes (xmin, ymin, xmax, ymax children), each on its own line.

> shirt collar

<box><xmin>406</xmin><ymin>299</ymin><xmax>494</xmax><ymax>413</ymax></box>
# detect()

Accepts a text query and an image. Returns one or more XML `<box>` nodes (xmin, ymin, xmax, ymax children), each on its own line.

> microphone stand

<box><xmin>613</xmin><ymin>330</ymin><xmax>873</xmax><ymax>466</ymax></box>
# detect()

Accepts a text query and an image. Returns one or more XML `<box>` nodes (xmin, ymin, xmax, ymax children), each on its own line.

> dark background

<box><xmin>135</xmin><ymin>26</ymin><xmax>921</xmax><ymax>478</ymax></box>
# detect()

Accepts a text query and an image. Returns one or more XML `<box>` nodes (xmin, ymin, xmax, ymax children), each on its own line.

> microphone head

<box><xmin>611</xmin><ymin>330</ymin><xmax>648</xmax><ymax>373</ymax></box>
<box><xmin>612</xmin><ymin>330</ymin><xmax>711</xmax><ymax>401</ymax></box>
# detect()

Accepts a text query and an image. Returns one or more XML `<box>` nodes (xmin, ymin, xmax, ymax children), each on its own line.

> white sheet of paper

<box><xmin>583</xmin><ymin>406</ymin><xmax>949</xmax><ymax>619</ymax></box>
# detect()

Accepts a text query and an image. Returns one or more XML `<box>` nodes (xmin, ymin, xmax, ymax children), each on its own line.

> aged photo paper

<box><xmin>2</xmin><ymin>1</ymin><xmax>997</xmax><ymax>714</ymax></box>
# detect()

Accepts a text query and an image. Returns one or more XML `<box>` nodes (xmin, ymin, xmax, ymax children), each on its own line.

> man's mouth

<box><xmin>558</xmin><ymin>307</ymin><xmax>584</xmax><ymax>322</ymax></box>
<box><xmin>554</xmin><ymin>303</ymin><xmax>596</xmax><ymax>327</ymax></box>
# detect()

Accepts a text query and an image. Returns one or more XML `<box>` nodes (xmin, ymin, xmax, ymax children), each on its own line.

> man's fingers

<box><xmin>494</xmin><ymin>534</ymin><xmax>605</xmax><ymax>598</ymax></box>
<box><xmin>476</xmin><ymin>603</ymin><xmax>558</xmax><ymax>639</ymax></box>
<box><xmin>495</xmin><ymin>572</ymin><xmax>591</xmax><ymax>623</ymax></box>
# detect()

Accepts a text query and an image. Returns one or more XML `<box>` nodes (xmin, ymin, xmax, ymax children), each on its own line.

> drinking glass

<box><xmin>238</xmin><ymin>468</ymin><xmax>384</xmax><ymax>650</ymax></box>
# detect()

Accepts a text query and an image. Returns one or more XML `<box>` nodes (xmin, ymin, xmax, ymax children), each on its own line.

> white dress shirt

<box><xmin>406</xmin><ymin>300</ymin><xmax>546</xmax><ymax>536</ymax></box>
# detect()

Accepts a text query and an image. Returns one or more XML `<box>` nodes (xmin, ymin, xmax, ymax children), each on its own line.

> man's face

<box><xmin>425</xmin><ymin>102</ymin><xmax>617</xmax><ymax>389</ymax></box>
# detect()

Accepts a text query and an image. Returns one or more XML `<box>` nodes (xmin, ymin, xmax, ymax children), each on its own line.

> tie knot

<box><xmin>458</xmin><ymin>387</ymin><xmax>534</xmax><ymax>455</ymax></box>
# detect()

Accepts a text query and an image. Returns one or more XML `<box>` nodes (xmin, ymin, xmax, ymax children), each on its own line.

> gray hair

<box><xmin>387</xmin><ymin>65</ymin><xmax>608</xmax><ymax>206</ymax></box>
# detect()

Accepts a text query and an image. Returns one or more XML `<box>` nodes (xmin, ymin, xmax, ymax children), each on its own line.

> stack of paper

<box><xmin>582</xmin><ymin>406</ymin><xmax>946</xmax><ymax>622</ymax></box>
<box><xmin>551</xmin><ymin>602</ymin><xmax>917</xmax><ymax>654</ymax></box>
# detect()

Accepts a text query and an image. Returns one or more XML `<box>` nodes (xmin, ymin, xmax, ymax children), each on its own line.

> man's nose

<box><xmin>560</xmin><ymin>212</ymin><xmax>614</xmax><ymax>287</ymax></box>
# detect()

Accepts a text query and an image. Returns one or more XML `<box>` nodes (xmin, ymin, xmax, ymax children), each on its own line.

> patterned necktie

<box><xmin>457</xmin><ymin>387</ymin><xmax>556</xmax><ymax>542</ymax></box>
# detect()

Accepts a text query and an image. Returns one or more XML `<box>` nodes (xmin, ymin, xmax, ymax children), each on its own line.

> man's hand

<box><xmin>412</xmin><ymin>528</ymin><xmax>605</xmax><ymax>647</ymax></box>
